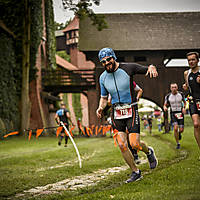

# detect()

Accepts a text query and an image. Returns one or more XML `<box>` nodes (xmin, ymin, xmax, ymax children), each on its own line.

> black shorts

<box><xmin>170</xmin><ymin>111</ymin><xmax>184</xmax><ymax>127</ymax></box>
<box><xmin>189</xmin><ymin>101</ymin><xmax>200</xmax><ymax>116</ymax></box>
<box><xmin>111</xmin><ymin>104</ymin><xmax>140</xmax><ymax>134</ymax></box>
<box><xmin>61</xmin><ymin>123</ymin><xmax>69</xmax><ymax>133</ymax></box>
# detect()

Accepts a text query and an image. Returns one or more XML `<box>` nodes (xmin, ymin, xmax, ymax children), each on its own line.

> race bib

<box><xmin>114</xmin><ymin>104</ymin><xmax>132</xmax><ymax>119</ymax></box>
<box><xmin>174</xmin><ymin>113</ymin><xmax>183</xmax><ymax>119</ymax></box>
<box><xmin>196</xmin><ymin>101</ymin><xmax>200</xmax><ymax>111</ymax></box>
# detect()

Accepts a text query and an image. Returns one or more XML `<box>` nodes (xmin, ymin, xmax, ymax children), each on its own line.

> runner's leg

<box><xmin>174</xmin><ymin>124</ymin><xmax>179</xmax><ymax>144</ymax></box>
<box><xmin>129</xmin><ymin>133</ymin><xmax>158</xmax><ymax>169</ymax></box>
<box><xmin>192</xmin><ymin>114</ymin><xmax>200</xmax><ymax>148</ymax></box>
<box><xmin>117</xmin><ymin>132</ymin><xmax>138</xmax><ymax>171</ymax></box>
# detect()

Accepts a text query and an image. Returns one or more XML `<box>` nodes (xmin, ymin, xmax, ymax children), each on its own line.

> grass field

<box><xmin>0</xmin><ymin>115</ymin><xmax>199</xmax><ymax>200</ymax></box>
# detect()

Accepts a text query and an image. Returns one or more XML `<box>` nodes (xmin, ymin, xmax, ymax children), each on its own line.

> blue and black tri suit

<box><xmin>56</xmin><ymin>108</ymin><xmax>70</xmax><ymax>144</ymax></box>
<box><xmin>56</xmin><ymin>108</ymin><xmax>69</xmax><ymax>127</ymax></box>
<box><xmin>99</xmin><ymin>62</ymin><xmax>148</xmax><ymax>134</ymax></box>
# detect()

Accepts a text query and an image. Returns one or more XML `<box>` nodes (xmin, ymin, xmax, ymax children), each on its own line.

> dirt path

<box><xmin>36</xmin><ymin>151</ymin><xmax>99</xmax><ymax>172</ymax></box>
<box><xmin>15</xmin><ymin>160</ymin><xmax>147</xmax><ymax>199</ymax></box>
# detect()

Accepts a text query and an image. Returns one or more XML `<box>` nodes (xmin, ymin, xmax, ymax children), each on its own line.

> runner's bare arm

<box><xmin>96</xmin><ymin>97</ymin><xmax>108</xmax><ymax>118</ymax></box>
<box><xmin>183</xmin><ymin>70</ymin><xmax>189</xmax><ymax>90</ymax></box>
<box><xmin>136</xmin><ymin>88</ymin><xmax>143</xmax><ymax>101</ymax></box>
<box><xmin>163</xmin><ymin>103</ymin><xmax>168</xmax><ymax>112</ymax></box>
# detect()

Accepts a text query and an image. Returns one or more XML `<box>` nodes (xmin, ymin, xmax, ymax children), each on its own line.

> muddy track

<box><xmin>13</xmin><ymin>135</ymin><xmax>189</xmax><ymax>200</ymax></box>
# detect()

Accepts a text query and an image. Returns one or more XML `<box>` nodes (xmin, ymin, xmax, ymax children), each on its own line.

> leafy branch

<box><xmin>62</xmin><ymin>0</ymin><xmax>107</xmax><ymax>31</ymax></box>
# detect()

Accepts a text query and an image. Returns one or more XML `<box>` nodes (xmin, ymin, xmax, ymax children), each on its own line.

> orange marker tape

<box><xmin>36</xmin><ymin>129</ymin><xmax>44</xmax><ymax>139</ymax></box>
<box><xmin>56</xmin><ymin>126</ymin><xmax>63</xmax><ymax>137</ymax></box>
<box><xmin>3</xmin><ymin>131</ymin><xmax>19</xmax><ymax>138</ymax></box>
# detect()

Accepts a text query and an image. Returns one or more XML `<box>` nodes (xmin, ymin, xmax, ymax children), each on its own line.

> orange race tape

<box><xmin>3</xmin><ymin>125</ymin><xmax>114</xmax><ymax>139</ymax></box>
<box><xmin>3</xmin><ymin>131</ymin><xmax>19</xmax><ymax>138</ymax></box>
<box><xmin>36</xmin><ymin>129</ymin><xmax>44</xmax><ymax>139</ymax></box>
<box><xmin>88</xmin><ymin>127</ymin><xmax>93</xmax><ymax>136</ymax></box>
<box><xmin>79</xmin><ymin>124</ymin><xmax>86</xmax><ymax>135</ymax></box>
<box><xmin>56</xmin><ymin>126</ymin><xmax>63</xmax><ymax>137</ymax></box>
<box><xmin>85</xmin><ymin>127</ymin><xmax>90</xmax><ymax>136</ymax></box>
<box><xmin>28</xmin><ymin>130</ymin><xmax>32</xmax><ymax>141</ymax></box>
<box><xmin>95</xmin><ymin>126</ymin><xmax>98</xmax><ymax>136</ymax></box>
<box><xmin>98</xmin><ymin>126</ymin><xmax>103</xmax><ymax>134</ymax></box>
<box><xmin>69</xmin><ymin>125</ymin><xmax>75</xmax><ymax>137</ymax></box>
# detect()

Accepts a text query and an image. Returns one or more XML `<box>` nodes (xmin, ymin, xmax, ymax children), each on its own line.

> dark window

<box><xmin>134</xmin><ymin>56</ymin><xmax>146</xmax><ymax>62</ymax></box>
<box><xmin>117</xmin><ymin>57</ymin><xmax>125</xmax><ymax>62</ymax></box>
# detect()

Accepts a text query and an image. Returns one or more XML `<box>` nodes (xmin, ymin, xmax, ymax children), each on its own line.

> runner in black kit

<box><xmin>163</xmin><ymin>83</ymin><xmax>186</xmax><ymax>149</ymax></box>
<box><xmin>55</xmin><ymin>103</ymin><xmax>74</xmax><ymax>147</ymax></box>
<box><xmin>183</xmin><ymin>52</ymin><xmax>200</xmax><ymax>151</ymax></box>
<box><xmin>96</xmin><ymin>47</ymin><xmax>158</xmax><ymax>183</ymax></box>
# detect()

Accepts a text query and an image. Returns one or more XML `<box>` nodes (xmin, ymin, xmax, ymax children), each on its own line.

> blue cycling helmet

<box><xmin>98</xmin><ymin>47</ymin><xmax>117</xmax><ymax>62</ymax></box>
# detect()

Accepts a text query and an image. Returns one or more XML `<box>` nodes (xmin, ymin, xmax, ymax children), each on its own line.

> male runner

<box><xmin>96</xmin><ymin>47</ymin><xmax>158</xmax><ymax>183</ymax></box>
<box><xmin>183</xmin><ymin>52</ymin><xmax>200</xmax><ymax>150</ymax></box>
<box><xmin>163</xmin><ymin>83</ymin><xmax>186</xmax><ymax>149</ymax></box>
<box><xmin>108</xmin><ymin>82</ymin><xmax>143</xmax><ymax>164</ymax></box>
<box><xmin>55</xmin><ymin>103</ymin><xmax>74</xmax><ymax>147</ymax></box>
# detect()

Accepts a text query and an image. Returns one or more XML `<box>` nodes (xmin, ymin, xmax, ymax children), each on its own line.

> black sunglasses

<box><xmin>100</xmin><ymin>57</ymin><xmax>113</xmax><ymax>64</ymax></box>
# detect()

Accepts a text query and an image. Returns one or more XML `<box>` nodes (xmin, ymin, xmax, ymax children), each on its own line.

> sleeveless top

<box><xmin>187</xmin><ymin>68</ymin><xmax>200</xmax><ymax>99</ymax></box>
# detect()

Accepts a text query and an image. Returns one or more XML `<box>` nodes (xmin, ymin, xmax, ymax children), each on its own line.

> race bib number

<box><xmin>196</xmin><ymin>101</ymin><xmax>200</xmax><ymax>111</ymax></box>
<box><xmin>174</xmin><ymin>113</ymin><xmax>183</xmax><ymax>119</ymax></box>
<box><xmin>114</xmin><ymin>104</ymin><xmax>132</xmax><ymax>119</ymax></box>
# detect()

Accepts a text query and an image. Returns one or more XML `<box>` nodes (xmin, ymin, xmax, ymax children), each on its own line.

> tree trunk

<box><xmin>20</xmin><ymin>0</ymin><xmax>31</xmax><ymax>134</ymax></box>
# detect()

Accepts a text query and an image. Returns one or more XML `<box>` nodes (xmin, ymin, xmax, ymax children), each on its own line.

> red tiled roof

<box><xmin>62</xmin><ymin>16</ymin><xmax>79</xmax><ymax>32</ymax></box>
<box><xmin>56</xmin><ymin>55</ymin><xmax>78</xmax><ymax>71</ymax></box>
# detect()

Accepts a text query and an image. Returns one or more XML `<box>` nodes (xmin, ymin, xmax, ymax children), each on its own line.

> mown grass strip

<box><xmin>1</xmin><ymin>116</ymin><xmax>199</xmax><ymax>200</ymax></box>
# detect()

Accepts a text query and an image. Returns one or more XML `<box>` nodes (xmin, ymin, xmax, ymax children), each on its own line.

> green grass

<box><xmin>0</xmin><ymin>115</ymin><xmax>199</xmax><ymax>200</ymax></box>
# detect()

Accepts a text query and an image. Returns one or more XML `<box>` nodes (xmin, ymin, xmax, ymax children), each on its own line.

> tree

<box><xmin>62</xmin><ymin>0</ymin><xmax>107</xmax><ymax>31</ymax></box>
<box><xmin>20</xmin><ymin>0</ymin><xmax>106</xmax><ymax>133</ymax></box>
<box><xmin>54</xmin><ymin>20</ymin><xmax>72</xmax><ymax>30</ymax></box>
<box><xmin>54</xmin><ymin>21</ymin><xmax>66</xmax><ymax>30</ymax></box>
<box><xmin>56</xmin><ymin>51</ymin><xmax>71</xmax><ymax>62</ymax></box>
<box><xmin>20</xmin><ymin>0</ymin><xmax>31</xmax><ymax>133</ymax></box>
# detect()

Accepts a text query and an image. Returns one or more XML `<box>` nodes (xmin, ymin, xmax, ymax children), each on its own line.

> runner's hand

<box><xmin>196</xmin><ymin>75</ymin><xmax>200</xmax><ymax>83</ymax></box>
<box><xmin>96</xmin><ymin>107</ymin><xmax>103</xmax><ymax>118</ymax></box>
<box><xmin>163</xmin><ymin>105</ymin><xmax>168</xmax><ymax>112</ymax></box>
<box><xmin>146</xmin><ymin>65</ymin><xmax>158</xmax><ymax>78</ymax></box>
<box><xmin>182</xmin><ymin>83</ymin><xmax>188</xmax><ymax>91</ymax></box>
<box><xmin>182</xmin><ymin>108</ymin><xmax>186</xmax><ymax>115</ymax></box>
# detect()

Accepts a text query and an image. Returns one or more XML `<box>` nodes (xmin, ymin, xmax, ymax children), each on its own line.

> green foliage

<box><xmin>62</xmin><ymin>93</ymin><xmax>69</xmax><ymax>110</ymax></box>
<box><xmin>62</xmin><ymin>0</ymin><xmax>107</xmax><ymax>31</ymax></box>
<box><xmin>0</xmin><ymin>33</ymin><xmax>20</xmax><ymax>132</ymax></box>
<box><xmin>0</xmin><ymin>0</ymin><xmax>24</xmax><ymax>133</ymax></box>
<box><xmin>0</xmin><ymin>0</ymin><xmax>48</xmax><ymax>133</ymax></box>
<box><xmin>72</xmin><ymin>93</ymin><xmax>83</xmax><ymax>120</ymax></box>
<box><xmin>45</xmin><ymin>0</ymin><xmax>57</xmax><ymax>69</ymax></box>
<box><xmin>54</xmin><ymin>21</ymin><xmax>66</xmax><ymax>30</ymax></box>
<box><xmin>56</xmin><ymin>50</ymin><xmax>71</xmax><ymax>62</ymax></box>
